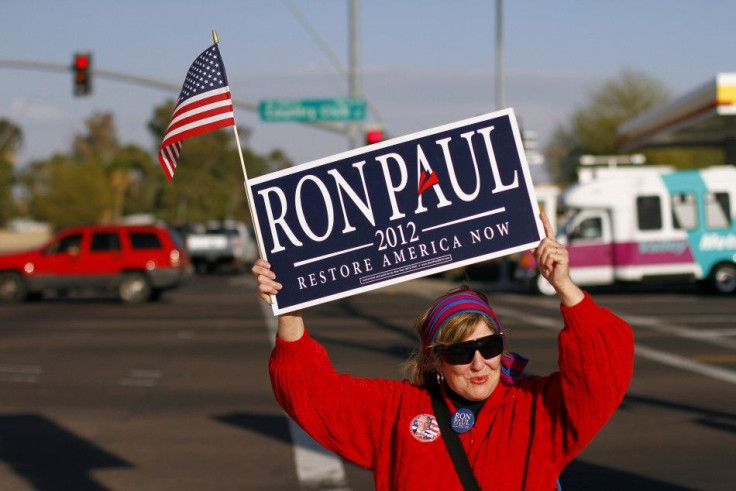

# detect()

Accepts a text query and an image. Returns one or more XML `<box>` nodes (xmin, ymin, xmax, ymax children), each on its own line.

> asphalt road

<box><xmin>0</xmin><ymin>274</ymin><xmax>734</xmax><ymax>490</ymax></box>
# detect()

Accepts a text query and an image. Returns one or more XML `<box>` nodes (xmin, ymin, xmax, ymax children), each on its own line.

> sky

<box><xmin>1</xmin><ymin>0</ymin><xmax>735</xmax><ymax>173</ymax></box>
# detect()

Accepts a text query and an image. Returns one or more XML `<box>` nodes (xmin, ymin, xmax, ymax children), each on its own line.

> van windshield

<box><xmin>558</xmin><ymin>209</ymin><xmax>581</xmax><ymax>236</ymax></box>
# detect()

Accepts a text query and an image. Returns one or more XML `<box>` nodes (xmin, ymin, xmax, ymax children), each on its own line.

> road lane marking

<box><xmin>622</xmin><ymin>315</ymin><xmax>736</xmax><ymax>350</ymax></box>
<box><xmin>0</xmin><ymin>363</ymin><xmax>42</xmax><ymax>383</ymax></box>
<box><xmin>119</xmin><ymin>369</ymin><xmax>162</xmax><ymax>387</ymax></box>
<box><xmin>658</xmin><ymin>315</ymin><xmax>736</xmax><ymax>324</ymax></box>
<box><xmin>690</xmin><ymin>354</ymin><xmax>736</xmax><ymax>363</ymax></box>
<box><xmin>0</xmin><ymin>373</ymin><xmax>39</xmax><ymax>383</ymax></box>
<box><xmin>691</xmin><ymin>328</ymin><xmax>736</xmax><ymax>337</ymax></box>
<box><xmin>635</xmin><ymin>344</ymin><xmax>736</xmax><ymax>385</ymax></box>
<box><xmin>0</xmin><ymin>363</ymin><xmax>43</xmax><ymax>374</ymax></box>
<box><xmin>482</xmin><ymin>293</ymin><xmax>736</xmax><ymax>386</ymax></box>
<box><xmin>259</xmin><ymin>301</ymin><xmax>350</xmax><ymax>490</ymax></box>
<box><xmin>130</xmin><ymin>369</ymin><xmax>163</xmax><ymax>379</ymax></box>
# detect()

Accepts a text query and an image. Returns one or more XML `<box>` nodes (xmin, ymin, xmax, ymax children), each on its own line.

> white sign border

<box><xmin>248</xmin><ymin>108</ymin><xmax>545</xmax><ymax>315</ymax></box>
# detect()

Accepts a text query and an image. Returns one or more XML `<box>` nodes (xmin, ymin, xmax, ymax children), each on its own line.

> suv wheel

<box><xmin>118</xmin><ymin>272</ymin><xmax>152</xmax><ymax>304</ymax></box>
<box><xmin>0</xmin><ymin>272</ymin><xmax>27</xmax><ymax>303</ymax></box>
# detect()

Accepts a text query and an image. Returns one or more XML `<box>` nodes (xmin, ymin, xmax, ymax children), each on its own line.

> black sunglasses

<box><xmin>435</xmin><ymin>334</ymin><xmax>504</xmax><ymax>365</ymax></box>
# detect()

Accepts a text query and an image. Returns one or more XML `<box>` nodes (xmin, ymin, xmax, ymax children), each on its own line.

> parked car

<box><xmin>0</xmin><ymin>224</ymin><xmax>193</xmax><ymax>304</ymax></box>
<box><xmin>183</xmin><ymin>220</ymin><xmax>258</xmax><ymax>274</ymax></box>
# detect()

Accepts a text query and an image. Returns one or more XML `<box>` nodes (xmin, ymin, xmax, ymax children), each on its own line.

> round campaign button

<box><xmin>450</xmin><ymin>408</ymin><xmax>475</xmax><ymax>433</ymax></box>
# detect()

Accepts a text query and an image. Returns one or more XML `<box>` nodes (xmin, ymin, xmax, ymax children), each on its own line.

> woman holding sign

<box><xmin>252</xmin><ymin>213</ymin><xmax>634</xmax><ymax>490</ymax></box>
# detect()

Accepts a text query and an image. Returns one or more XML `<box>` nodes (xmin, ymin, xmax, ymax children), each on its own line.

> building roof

<box><xmin>619</xmin><ymin>73</ymin><xmax>736</xmax><ymax>151</ymax></box>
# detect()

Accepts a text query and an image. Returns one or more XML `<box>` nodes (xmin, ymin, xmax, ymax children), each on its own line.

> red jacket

<box><xmin>270</xmin><ymin>293</ymin><xmax>634</xmax><ymax>490</ymax></box>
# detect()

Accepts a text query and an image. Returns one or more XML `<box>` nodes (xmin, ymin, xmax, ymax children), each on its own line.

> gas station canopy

<box><xmin>619</xmin><ymin>73</ymin><xmax>736</xmax><ymax>163</ymax></box>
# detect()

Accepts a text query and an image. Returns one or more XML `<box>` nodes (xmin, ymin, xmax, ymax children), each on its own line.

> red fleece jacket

<box><xmin>269</xmin><ymin>293</ymin><xmax>634</xmax><ymax>490</ymax></box>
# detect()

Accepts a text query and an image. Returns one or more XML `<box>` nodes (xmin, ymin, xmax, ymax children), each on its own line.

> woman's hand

<box><xmin>531</xmin><ymin>213</ymin><xmax>584</xmax><ymax>306</ymax></box>
<box><xmin>251</xmin><ymin>258</ymin><xmax>305</xmax><ymax>341</ymax></box>
<box><xmin>252</xmin><ymin>258</ymin><xmax>281</xmax><ymax>305</ymax></box>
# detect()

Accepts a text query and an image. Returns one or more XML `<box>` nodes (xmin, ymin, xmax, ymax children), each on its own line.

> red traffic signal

<box><xmin>73</xmin><ymin>52</ymin><xmax>92</xmax><ymax>96</ymax></box>
<box><xmin>365</xmin><ymin>128</ymin><xmax>383</xmax><ymax>145</ymax></box>
<box><xmin>75</xmin><ymin>54</ymin><xmax>90</xmax><ymax>70</ymax></box>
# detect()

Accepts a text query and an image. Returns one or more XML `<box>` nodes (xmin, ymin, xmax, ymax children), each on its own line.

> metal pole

<box><xmin>0</xmin><ymin>59</ymin><xmax>350</xmax><ymax>137</ymax></box>
<box><xmin>348</xmin><ymin>0</ymin><xmax>362</xmax><ymax>149</ymax></box>
<box><xmin>495</xmin><ymin>0</ymin><xmax>512</xmax><ymax>286</ymax></box>
<box><xmin>495</xmin><ymin>0</ymin><xmax>504</xmax><ymax>110</ymax></box>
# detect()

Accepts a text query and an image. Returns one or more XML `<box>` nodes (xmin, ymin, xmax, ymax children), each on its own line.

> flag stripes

<box><xmin>157</xmin><ymin>44</ymin><xmax>234</xmax><ymax>181</ymax></box>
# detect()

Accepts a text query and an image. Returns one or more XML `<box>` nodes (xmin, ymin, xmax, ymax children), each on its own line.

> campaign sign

<box><xmin>248</xmin><ymin>108</ymin><xmax>544</xmax><ymax>315</ymax></box>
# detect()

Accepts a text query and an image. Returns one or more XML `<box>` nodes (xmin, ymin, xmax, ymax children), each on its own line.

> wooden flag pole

<box><xmin>212</xmin><ymin>29</ymin><xmax>249</xmax><ymax>183</ymax></box>
<box><xmin>212</xmin><ymin>30</ymin><xmax>270</xmax><ymax>271</ymax></box>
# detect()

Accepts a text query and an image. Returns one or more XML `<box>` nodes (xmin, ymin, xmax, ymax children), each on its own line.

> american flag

<box><xmin>158</xmin><ymin>43</ymin><xmax>235</xmax><ymax>181</ymax></box>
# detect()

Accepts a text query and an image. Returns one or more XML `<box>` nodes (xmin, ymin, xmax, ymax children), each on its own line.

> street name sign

<box><xmin>259</xmin><ymin>98</ymin><xmax>367</xmax><ymax>122</ymax></box>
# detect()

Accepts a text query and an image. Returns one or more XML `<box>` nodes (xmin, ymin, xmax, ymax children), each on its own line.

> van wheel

<box><xmin>534</xmin><ymin>273</ymin><xmax>557</xmax><ymax>296</ymax></box>
<box><xmin>710</xmin><ymin>263</ymin><xmax>736</xmax><ymax>294</ymax></box>
<box><xmin>0</xmin><ymin>272</ymin><xmax>27</xmax><ymax>303</ymax></box>
<box><xmin>118</xmin><ymin>272</ymin><xmax>152</xmax><ymax>304</ymax></box>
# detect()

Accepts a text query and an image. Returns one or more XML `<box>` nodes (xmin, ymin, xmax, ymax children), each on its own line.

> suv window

<box><xmin>45</xmin><ymin>233</ymin><xmax>83</xmax><ymax>255</ymax></box>
<box><xmin>91</xmin><ymin>232</ymin><xmax>121</xmax><ymax>252</ymax></box>
<box><xmin>129</xmin><ymin>232</ymin><xmax>163</xmax><ymax>250</ymax></box>
<box><xmin>167</xmin><ymin>228</ymin><xmax>186</xmax><ymax>250</ymax></box>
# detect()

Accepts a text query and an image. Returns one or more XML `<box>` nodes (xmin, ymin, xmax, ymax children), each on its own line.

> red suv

<box><xmin>0</xmin><ymin>224</ymin><xmax>193</xmax><ymax>304</ymax></box>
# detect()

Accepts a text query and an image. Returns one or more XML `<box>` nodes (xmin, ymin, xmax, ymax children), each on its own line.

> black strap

<box><xmin>430</xmin><ymin>389</ymin><xmax>481</xmax><ymax>491</ymax></box>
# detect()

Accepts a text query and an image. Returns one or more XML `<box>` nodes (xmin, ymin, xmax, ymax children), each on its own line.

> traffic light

<box><xmin>73</xmin><ymin>53</ymin><xmax>92</xmax><ymax>96</ymax></box>
<box><xmin>365</xmin><ymin>127</ymin><xmax>384</xmax><ymax>145</ymax></box>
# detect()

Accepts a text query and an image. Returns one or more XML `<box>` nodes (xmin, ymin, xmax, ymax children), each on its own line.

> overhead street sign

<box><xmin>259</xmin><ymin>98</ymin><xmax>367</xmax><ymax>122</ymax></box>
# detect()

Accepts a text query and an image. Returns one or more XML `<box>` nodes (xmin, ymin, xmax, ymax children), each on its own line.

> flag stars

<box><xmin>177</xmin><ymin>45</ymin><xmax>228</xmax><ymax>98</ymax></box>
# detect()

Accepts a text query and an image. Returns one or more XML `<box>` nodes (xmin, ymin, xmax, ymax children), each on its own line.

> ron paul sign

<box><xmin>248</xmin><ymin>109</ymin><xmax>544</xmax><ymax>315</ymax></box>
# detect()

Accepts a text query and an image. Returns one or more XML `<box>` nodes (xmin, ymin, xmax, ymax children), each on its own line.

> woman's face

<box><xmin>440</xmin><ymin>320</ymin><xmax>501</xmax><ymax>402</ymax></box>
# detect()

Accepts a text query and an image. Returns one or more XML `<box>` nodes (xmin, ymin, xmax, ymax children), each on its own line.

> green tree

<box><xmin>24</xmin><ymin>154</ymin><xmax>109</xmax><ymax>228</ymax></box>
<box><xmin>73</xmin><ymin>112</ymin><xmax>119</xmax><ymax>166</ymax></box>
<box><xmin>0</xmin><ymin>119</ymin><xmax>23</xmax><ymax>225</ymax></box>
<box><xmin>148</xmin><ymin>100</ymin><xmax>291</xmax><ymax>225</ymax></box>
<box><xmin>110</xmin><ymin>144</ymin><xmax>158</xmax><ymax>220</ymax></box>
<box><xmin>20</xmin><ymin>112</ymin><xmax>159</xmax><ymax>229</ymax></box>
<box><xmin>71</xmin><ymin>112</ymin><xmax>162</xmax><ymax>223</ymax></box>
<box><xmin>0</xmin><ymin>118</ymin><xmax>23</xmax><ymax>163</ymax></box>
<box><xmin>546</xmin><ymin>69</ymin><xmax>672</xmax><ymax>184</ymax></box>
<box><xmin>0</xmin><ymin>159</ymin><xmax>14</xmax><ymax>226</ymax></box>
<box><xmin>546</xmin><ymin>69</ymin><xmax>724</xmax><ymax>185</ymax></box>
<box><xmin>16</xmin><ymin>102</ymin><xmax>293</xmax><ymax>229</ymax></box>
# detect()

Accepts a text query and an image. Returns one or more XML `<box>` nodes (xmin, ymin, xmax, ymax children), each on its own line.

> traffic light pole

<box><xmin>0</xmin><ymin>59</ymin><xmax>351</xmax><ymax>137</ymax></box>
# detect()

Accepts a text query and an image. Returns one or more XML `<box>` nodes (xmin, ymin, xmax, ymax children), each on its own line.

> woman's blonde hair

<box><xmin>402</xmin><ymin>287</ymin><xmax>500</xmax><ymax>387</ymax></box>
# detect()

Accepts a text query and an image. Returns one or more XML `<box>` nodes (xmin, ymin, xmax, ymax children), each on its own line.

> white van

<box><xmin>517</xmin><ymin>166</ymin><xmax>736</xmax><ymax>295</ymax></box>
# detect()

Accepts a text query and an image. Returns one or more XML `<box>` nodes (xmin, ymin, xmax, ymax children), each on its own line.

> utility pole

<box><xmin>495</xmin><ymin>0</ymin><xmax>504</xmax><ymax>110</ymax></box>
<box><xmin>348</xmin><ymin>0</ymin><xmax>362</xmax><ymax>149</ymax></box>
<box><xmin>495</xmin><ymin>0</ymin><xmax>512</xmax><ymax>286</ymax></box>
